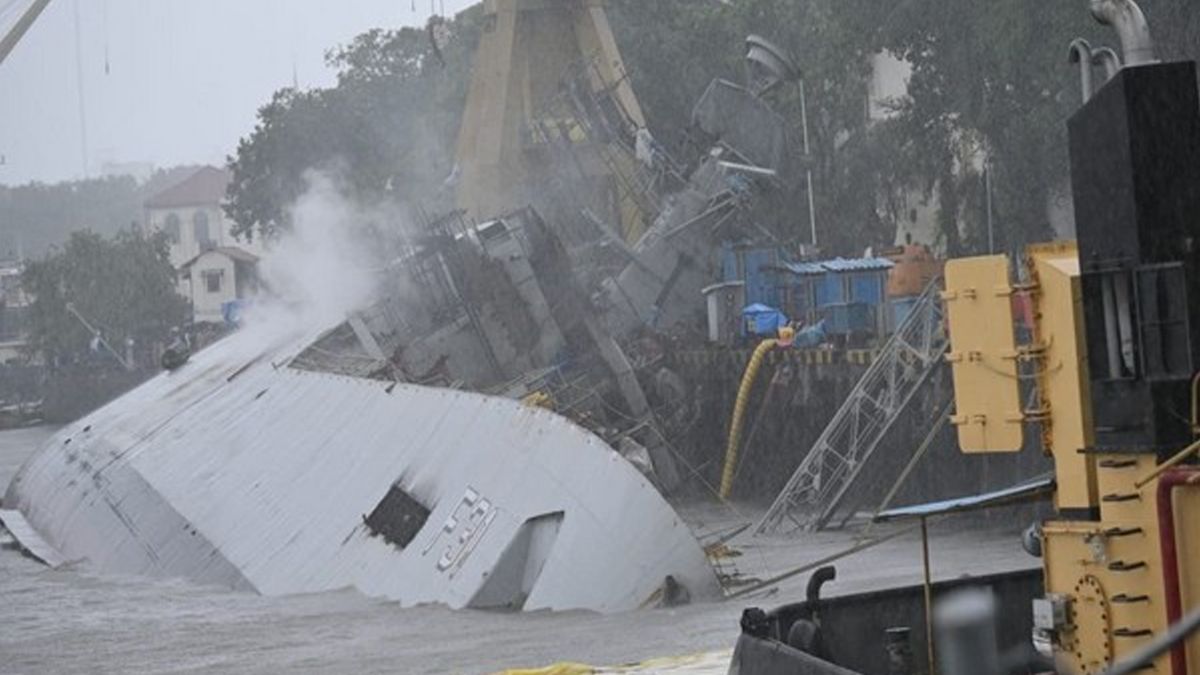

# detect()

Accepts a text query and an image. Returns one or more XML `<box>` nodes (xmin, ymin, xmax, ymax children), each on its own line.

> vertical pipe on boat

<box><xmin>1156</xmin><ymin>468</ymin><xmax>1200</xmax><ymax>675</ymax></box>
<box><xmin>1089</xmin><ymin>0</ymin><xmax>1157</xmax><ymax>67</ymax></box>
<box><xmin>922</xmin><ymin>517</ymin><xmax>936</xmax><ymax>674</ymax></box>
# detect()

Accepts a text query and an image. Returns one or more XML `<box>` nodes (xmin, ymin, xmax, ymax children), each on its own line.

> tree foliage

<box><xmin>226</xmin><ymin>0</ymin><xmax>1200</xmax><ymax>256</ymax></box>
<box><xmin>225</xmin><ymin>12</ymin><xmax>484</xmax><ymax>241</ymax></box>
<box><xmin>21</xmin><ymin>230</ymin><xmax>188</xmax><ymax>364</ymax></box>
<box><xmin>0</xmin><ymin>177</ymin><xmax>141</xmax><ymax>259</ymax></box>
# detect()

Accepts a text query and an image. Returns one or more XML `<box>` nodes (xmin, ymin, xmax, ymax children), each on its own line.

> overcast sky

<box><xmin>0</xmin><ymin>0</ymin><xmax>476</xmax><ymax>186</ymax></box>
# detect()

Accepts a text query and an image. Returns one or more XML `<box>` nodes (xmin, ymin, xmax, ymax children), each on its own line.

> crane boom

<box><xmin>0</xmin><ymin>0</ymin><xmax>52</xmax><ymax>67</ymax></box>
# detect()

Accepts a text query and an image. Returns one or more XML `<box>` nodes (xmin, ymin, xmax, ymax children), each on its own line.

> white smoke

<box><xmin>242</xmin><ymin>171</ymin><xmax>382</xmax><ymax>336</ymax></box>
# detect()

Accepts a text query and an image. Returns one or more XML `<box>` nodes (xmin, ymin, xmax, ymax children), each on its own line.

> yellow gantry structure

<box><xmin>453</xmin><ymin>0</ymin><xmax>650</xmax><ymax>242</ymax></box>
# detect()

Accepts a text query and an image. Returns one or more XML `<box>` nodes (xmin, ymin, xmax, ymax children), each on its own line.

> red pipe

<box><xmin>1157</xmin><ymin>468</ymin><xmax>1200</xmax><ymax>675</ymax></box>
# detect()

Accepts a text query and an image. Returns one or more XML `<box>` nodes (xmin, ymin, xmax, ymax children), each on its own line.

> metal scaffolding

<box><xmin>754</xmin><ymin>277</ymin><xmax>948</xmax><ymax>535</ymax></box>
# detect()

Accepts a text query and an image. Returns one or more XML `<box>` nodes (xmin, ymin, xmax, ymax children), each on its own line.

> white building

<box><xmin>180</xmin><ymin>247</ymin><xmax>260</xmax><ymax>324</ymax></box>
<box><xmin>867</xmin><ymin>51</ymin><xmax>913</xmax><ymax>123</ymax></box>
<box><xmin>143</xmin><ymin>167</ymin><xmax>265</xmax><ymax>324</ymax></box>
<box><xmin>0</xmin><ymin>259</ymin><xmax>32</xmax><ymax>364</ymax></box>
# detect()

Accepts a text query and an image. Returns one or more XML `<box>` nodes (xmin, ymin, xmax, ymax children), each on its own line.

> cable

<box><xmin>102</xmin><ymin>0</ymin><xmax>109</xmax><ymax>75</ymax></box>
<box><xmin>1102</xmin><ymin>606</ymin><xmax>1200</xmax><ymax>675</ymax></box>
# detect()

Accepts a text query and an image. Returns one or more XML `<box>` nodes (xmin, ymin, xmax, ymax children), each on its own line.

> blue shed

<box><xmin>776</xmin><ymin>257</ymin><xmax>894</xmax><ymax>342</ymax></box>
<box><xmin>719</xmin><ymin>243</ymin><xmax>783</xmax><ymax>308</ymax></box>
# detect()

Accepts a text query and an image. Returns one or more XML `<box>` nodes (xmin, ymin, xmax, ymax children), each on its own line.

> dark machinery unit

<box><xmin>1068</xmin><ymin>61</ymin><xmax>1200</xmax><ymax>454</ymax></box>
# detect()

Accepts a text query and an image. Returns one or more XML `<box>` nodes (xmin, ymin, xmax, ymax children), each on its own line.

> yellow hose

<box><xmin>719</xmin><ymin>338</ymin><xmax>778</xmax><ymax>500</ymax></box>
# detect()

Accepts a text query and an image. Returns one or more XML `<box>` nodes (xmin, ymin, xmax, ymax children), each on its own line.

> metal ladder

<box><xmin>754</xmin><ymin>277</ymin><xmax>949</xmax><ymax>535</ymax></box>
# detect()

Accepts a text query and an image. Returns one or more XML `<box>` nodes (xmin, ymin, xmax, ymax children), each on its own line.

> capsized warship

<box><xmin>1</xmin><ymin>313</ymin><xmax>716</xmax><ymax>613</ymax></box>
<box><xmin>2</xmin><ymin>1</ymin><xmax>801</xmax><ymax>613</ymax></box>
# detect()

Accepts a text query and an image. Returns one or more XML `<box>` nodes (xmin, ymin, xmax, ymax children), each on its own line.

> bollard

<box><xmin>934</xmin><ymin>588</ymin><xmax>1000</xmax><ymax>675</ymax></box>
<box><xmin>884</xmin><ymin>627</ymin><xmax>914</xmax><ymax>675</ymax></box>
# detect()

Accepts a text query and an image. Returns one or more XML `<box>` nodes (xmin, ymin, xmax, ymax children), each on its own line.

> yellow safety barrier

<box><xmin>495</xmin><ymin>649</ymin><xmax>733</xmax><ymax>675</ymax></box>
<box><xmin>496</xmin><ymin>664</ymin><xmax>594</xmax><ymax>675</ymax></box>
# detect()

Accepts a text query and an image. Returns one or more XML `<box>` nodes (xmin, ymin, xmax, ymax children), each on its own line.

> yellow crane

<box><xmin>452</xmin><ymin>0</ymin><xmax>652</xmax><ymax>243</ymax></box>
<box><xmin>0</xmin><ymin>0</ymin><xmax>51</xmax><ymax>68</ymax></box>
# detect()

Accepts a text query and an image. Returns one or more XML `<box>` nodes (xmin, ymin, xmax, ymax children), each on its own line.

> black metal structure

<box><xmin>1068</xmin><ymin>61</ymin><xmax>1200</xmax><ymax>454</ymax></box>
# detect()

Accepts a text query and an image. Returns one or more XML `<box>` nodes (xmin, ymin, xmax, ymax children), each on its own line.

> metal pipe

<box><xmin>1093</xmin><ymin>47</ymin><xmax>1123</xmax><ymax>81</ymax></box>
<box><xmin>1156</xmin><ymin>468</ymin><xmax>1200</xmax><ymax>675</ymax></box>
<box><xmin>1191</xmin><ymin>371</ymin><xmax>1200</xmax><ymax>436</ymax></box>
<box><xmin>1089</xmin><ymin>0</ymin><xmax>1157</xmax><ymax>67</ymax></box>
<box><xmin>984</xmin><ymin>161</ymin><xmax>994</xmax><ymax>253</ymax></box>
<box><xmin>1135</xmin><ymin>438</ymin><xmax>1200</xmax><ymax>489</ymax></box>
<box><xmin>65</xmin><ymin>302</ymin><xmax>132</xmax><ymax>370</ymax></box>
<box><xmin>922</xmin><ymin>517</ymin><xmax>936</xmax><ymax>675</ymax></box>
<box><xmin>1104</xmin><ymin>606</ymin><xmax>1200</xmax><ymax>675</ymax></box>
<box><xmin>800</xmin><ymin>79</ymin><xmax>818</xmax><ymax>247</ymax></box>
<box><xmin>870</xmin><ymin>399</ymin><xmax>955</xmax><ymax>529</ymax></box>
<box><xmin>1069</xmin><ymin>38</ymin><xmax>1096</xmax><ymax>103</ymax></box>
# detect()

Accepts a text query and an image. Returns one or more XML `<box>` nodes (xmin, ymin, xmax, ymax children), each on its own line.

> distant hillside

<box><xmin>0</xmin><ymin>165</ymin><xmax>203</xmax><ymax>259</ymax></box>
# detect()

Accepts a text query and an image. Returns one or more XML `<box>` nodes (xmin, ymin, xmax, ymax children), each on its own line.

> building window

<box><xmin>193</xmin><ymin>211</ymin><xmax>213</xmax><ymax>250</ymax></box>
<box><xmin>163</xmin><ymin>214</ymin><xmax>181</xmax><ymax>244</ymax></box>
<box><xmin>202</xmin><ymin>269</ymin><xmax>223</xmax><ymax>294</ymax></box>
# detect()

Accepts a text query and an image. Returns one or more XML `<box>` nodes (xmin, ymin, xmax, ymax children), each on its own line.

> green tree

<box><xmin>225</xmin><ymin>11</ymin><xmax>484</xmax><ymax>241</ymax></box>
<box><xmin>832</xmin><ymin>0</ymin><xmax>1200</xmax><ymax>255</ymax></box>
<box><xmin>226</xmin><ymin>0</ymin><xmax>1200</xmax><ymax>257</ymax></box>
<box><xmin>610</xmin><ymin>0</ymin><xmax>888</xmax><ymax>253</ymax></box>
<box><xmin>22</xmin><ymin>230</ymin><xmax>188</xmax><ymax>364</ymax></box>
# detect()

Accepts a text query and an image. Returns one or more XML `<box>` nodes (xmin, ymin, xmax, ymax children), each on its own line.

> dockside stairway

<box><xmin>754</xmin><ymin>277</ymin><xmax>948</xmax><ymax>535</ymax></box>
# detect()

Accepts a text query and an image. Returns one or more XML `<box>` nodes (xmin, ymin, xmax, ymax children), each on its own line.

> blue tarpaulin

<box><xmin>743</xmin><ymin>303</ymin><xmax>788</xmax><ymax>336</ymax></box>
<box><xmin>792</xmin><ymin>319</ymin><xmax>826</xmax><ymax>348</ymax></box>
<box><xmin>222</xmin><ymin>300</ymin><xmax>249</xmax><ymax>327</ymax></box>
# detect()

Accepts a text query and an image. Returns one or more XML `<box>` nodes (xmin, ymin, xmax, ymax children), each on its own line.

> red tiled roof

<box><xmin>144</xmin><ymin>166</ymin><xmax>231</xmax><ymax>209</ymax></box>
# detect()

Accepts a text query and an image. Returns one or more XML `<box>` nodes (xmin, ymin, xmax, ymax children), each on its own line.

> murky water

<box><xmin>0</xmin><ymin>426</ymin><xmax>1035</xmax><ymax>674</ymax></box>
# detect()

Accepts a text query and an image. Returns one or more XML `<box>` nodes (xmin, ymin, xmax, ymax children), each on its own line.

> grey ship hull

<box><xmin>2</xmin><ymin>323</ymin><xmax>718</xmax><ymax>613</ymax></box>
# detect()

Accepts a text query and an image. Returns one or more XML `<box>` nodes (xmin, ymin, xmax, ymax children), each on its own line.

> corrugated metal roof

<box><xmin>822</xmin><ymin>257</ymin><xmax>895</xmax><ymax>272</ymax></box>
<box><xmin>780</xmin><ymin>257</ymin><xmax>895</xmax><ymax>276</ymax></box>
<box><xmin>780</xmin><ymin>261</ymin><xmax>826</xmax><ymax>276</ymax></box>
